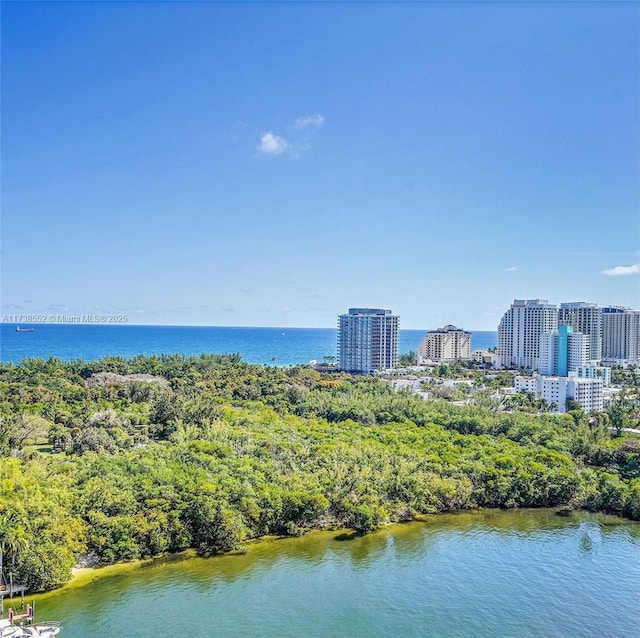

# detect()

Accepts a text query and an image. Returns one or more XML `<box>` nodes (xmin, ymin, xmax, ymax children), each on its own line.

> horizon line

<box><xmin>2</xmin><ymin>322</ymin><xmax>500</xmax><ymax>332</ymax></box>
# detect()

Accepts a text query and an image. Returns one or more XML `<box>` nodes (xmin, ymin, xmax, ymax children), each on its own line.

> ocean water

<box><xmin>0</xmin><ymin>324</ymin><xmax>497</xmax><ymax>366</ymax></box>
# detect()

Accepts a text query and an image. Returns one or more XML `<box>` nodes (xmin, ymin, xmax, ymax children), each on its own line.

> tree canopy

<box><xmin>0</xmin><ymin>354</ymin><xmax>638</xmax><ymax>591</ymax></box>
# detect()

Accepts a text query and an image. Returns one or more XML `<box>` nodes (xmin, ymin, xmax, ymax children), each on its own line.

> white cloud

<box><xmin>293</xmin><ymin>113</ymin><xmax>324</xmax><ymax>129</ymax></box>
<box><xmin>505</xmin><ymin>266</ymin><xmax>518</xmax><ymax>272</ymax></box>
<box><xmin>603</xmin><ymin>264</ymin><xmax>640</xmax><ymax>276</ymax></box>
<box><xmin>257</xmin><ymin>114</ymin><xmax>323</xmax><ymax>158</ymax></box>
<box><xmin>257</xmin><ymin>131</ymin><xmax>290</xmax><ymax>156</ymax></box>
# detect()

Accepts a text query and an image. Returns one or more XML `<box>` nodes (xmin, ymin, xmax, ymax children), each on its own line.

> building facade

<box><xmin>417</xmin><ymin>325</ymin><xmax>471</xmax><ymax>364</ymax></box>
<box><xmin>539</xmin><ymin>325</ymin><xmax>589</xmax><ymax>376</ymax></box>
<box><xmin>567</xmin><ymin>376</ymin><xmax>604</xmax><ymax>413</ymax></box>
<box><xmin>472</xmin><ymin>349</ymin><xmax>499</xmax><ymax>367</ymax></box>
<box><xmin>338</xmin><ymin>308</ymin><xmax>399</xmax><ymax>374</ymax></box>
<box><xmin>601</xmin><ymin>306</ymin><xmax>640</xmax><ymax>365</ymax></box>
<box><xmin>514</xmin><ymin>374</ymin><xmax>604</xmax><ymax>413</ymax></box>
<box><xmin>558</xmin><ymin>302</ymin><xmax>602</xmax><ymax>362</ymax></box>
<box><xmin>576</xmin><ymin>365</ymin><xmax>611</xmax><ymax>386</ymax></box>
<box><xmin>497</xmin><ymin>299</ymin><xmax>558</xmax><ymax>370</ymax></box>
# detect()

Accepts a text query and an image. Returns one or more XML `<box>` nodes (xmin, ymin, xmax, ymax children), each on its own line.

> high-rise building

<box><xmin>559</xmin><ymin>302</ymin><xmax>602</xmax><ymax>361</ymax></box>
<box><xmin>338</xmin><ymin>308</ymin><xmax>399</xmax><ymax>374</ymax></box>
<box><xmin>601</xmin><ymin>307</ymin><xmax>640</xmax><ymax>364</ymax></box>
<box><xmin>539</xmin><ymin>325</ymin><xmax>589</xmax><ymax>376</ymax></box>
<box><xmin>497</xmin><ymin>299</ymin><xmax>558</xmax><ymax>370</ymax></box>
<box><xmin>417</xmin><ymin>325</ymin><xmax>471</xmax><ymax>364</ymax></box>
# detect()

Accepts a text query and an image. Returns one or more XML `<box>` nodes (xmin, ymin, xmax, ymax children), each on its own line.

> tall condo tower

<box><xmin>539</xmin><ymin>325</ymin><xmax>589</xmax><ymax>376</ymax></box>
<box><xmin>601</xmin><ymin>307</ymin><xmax>640</xmax><ymax>364</ymax></box>
<box><xmin>559</xmin><ymin>302</ymin><xmax>602</xmax><ymax>361</ymax></box>
<box><xmin>338</xmin><ymin>308</ymin><xmax>399</xmax><ymax>374</ymax></box>
<box><xmin>497</xmin><ymin>299</ymin><xmax>558</xmax><ymax>370</ymax></box>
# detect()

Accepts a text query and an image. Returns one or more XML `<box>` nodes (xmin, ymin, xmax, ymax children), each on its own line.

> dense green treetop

<box><xmin>0</xmin><ymin>354</ymin><xmax>638</xmax><ymax>591</ymax></box>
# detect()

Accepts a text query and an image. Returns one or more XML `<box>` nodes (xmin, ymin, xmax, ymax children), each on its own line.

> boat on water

<box><xmin>1</xmin><ymin>553</ymin><xmax>61</xmax><ymax>637</ymax></box>
<box><xmin>0</xmin><ymin>612</ymin><xmax>61</xmax><ymax>637</ymax></box>
<box><xmin>14</xmin><ymin>327</ymin><xmax>34</xmax><ymax>333</ymax></box>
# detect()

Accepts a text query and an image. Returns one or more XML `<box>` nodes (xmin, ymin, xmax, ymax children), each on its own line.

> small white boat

<box><xmin>0</xmin><ymin>619</ymin><xmax>61</xmax><ymax>637</ymax></box>
<box><xmin>0</xmin><ymin>552</ymin><xmax>61</xmax><ymax>636</ymax></box>
<box><xmin>0</xmin><ymin>614</ymin><xmax>61</xmax><ymax>637</ymax></box>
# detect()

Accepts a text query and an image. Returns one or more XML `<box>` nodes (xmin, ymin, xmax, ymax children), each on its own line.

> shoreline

<box><xmin>30</xmin><ymin>507</ymin><xmax>638</xmax><ymax>602</ymax></box>
<box><xmin>21</xmin><ymin>511</ymin><xmax>640</xmax><ymax>638</ymax></box>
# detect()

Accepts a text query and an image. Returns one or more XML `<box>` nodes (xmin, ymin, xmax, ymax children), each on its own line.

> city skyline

<box><xmin>2</xmin><ymin>2</ymin><xmax>638</xmax><ymax>330</ymax></box>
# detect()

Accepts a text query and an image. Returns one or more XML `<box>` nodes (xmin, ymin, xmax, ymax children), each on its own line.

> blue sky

<box><xmin>2</xmin><ymin>1</ymin><xmax>638</xmax><ymax>330</ymax></box>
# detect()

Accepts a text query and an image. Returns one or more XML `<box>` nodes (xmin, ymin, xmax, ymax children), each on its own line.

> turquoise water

<box><xmin>33</xmin><ymin>510</ymin><xmax>640</xmax><ymax>637</ymax></box>
<box><xmin>0</xmin><ymin>324</ymin><xmax>497</xmax><ymax>365</ymax></box>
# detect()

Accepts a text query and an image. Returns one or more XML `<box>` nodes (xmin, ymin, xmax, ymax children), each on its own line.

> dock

<box><xmin>0</xmin><ymin>584</ymin><xmax>27</xmax><ymax>600</ymax></box>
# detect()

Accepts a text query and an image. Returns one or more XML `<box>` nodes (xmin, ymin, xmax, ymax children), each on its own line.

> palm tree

<box><xmin>0</xmin><ymin>515</ymin><xmax>30</xmax><ymax>592</ymax></box>
<box><xmin>607</xmin><ymin>394</ymin><xmax>632</xmax><ymax>437</ymax></box>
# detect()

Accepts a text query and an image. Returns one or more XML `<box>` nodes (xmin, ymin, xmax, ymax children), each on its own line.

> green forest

<box><xmin>0</xmin><ymin>354</ymin><xmax>638</xmax><ymax>592</ymax></box>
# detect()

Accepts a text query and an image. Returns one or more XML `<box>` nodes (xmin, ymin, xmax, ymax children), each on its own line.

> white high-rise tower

<box><xmin>559</xmin><ymin>302</ymin><xmax>602</xmax><ymax>362</ymax></box>
<box><xmin>601</xmin><ymin>307</ymin><xmax>640</xmax><ymax>364</ymax></box>
<box><xmin>338</xmin><ymin>308</ymin><xmax>399</xmax><ymax>374</ymax></box>
<box><xmin>539</xmin><ymin>325</ymin><xmax>589</xmax><ymax>376</ymax></box>
<box><xmin>497</xmin><ymin>299</ymin><xmax>558</xmax><ymax>370</ymax></box>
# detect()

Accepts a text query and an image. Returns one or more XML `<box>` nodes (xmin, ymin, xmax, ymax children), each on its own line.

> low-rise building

<box><xmin>569</xmin><ymin>376</ymin><xmax>604</xmax><ymax>413</ymax></box>
<box><xmin>576</xmin><ymin>365</ymin><xmax>611</xmax><ymax>386</ymax></box>
<box><xmin>472</xmin><ymin>349</ymin><xmax>499</xmax><ymax>367</ymax></box>
<box><xmin>513</xmin><ymin>373</ymin><xmax>604</xmax><ymax>413</ymax></box>
<box><xmin>514</xmin><ymin>376</ymin><xmax>537</xmax><ymax>394</ymax></box>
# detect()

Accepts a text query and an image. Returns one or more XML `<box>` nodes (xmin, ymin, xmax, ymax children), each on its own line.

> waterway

<box><xmin>29</xmin><ymin>509</ymin><xmax>640</xmax><ymax>637</ymax></box>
